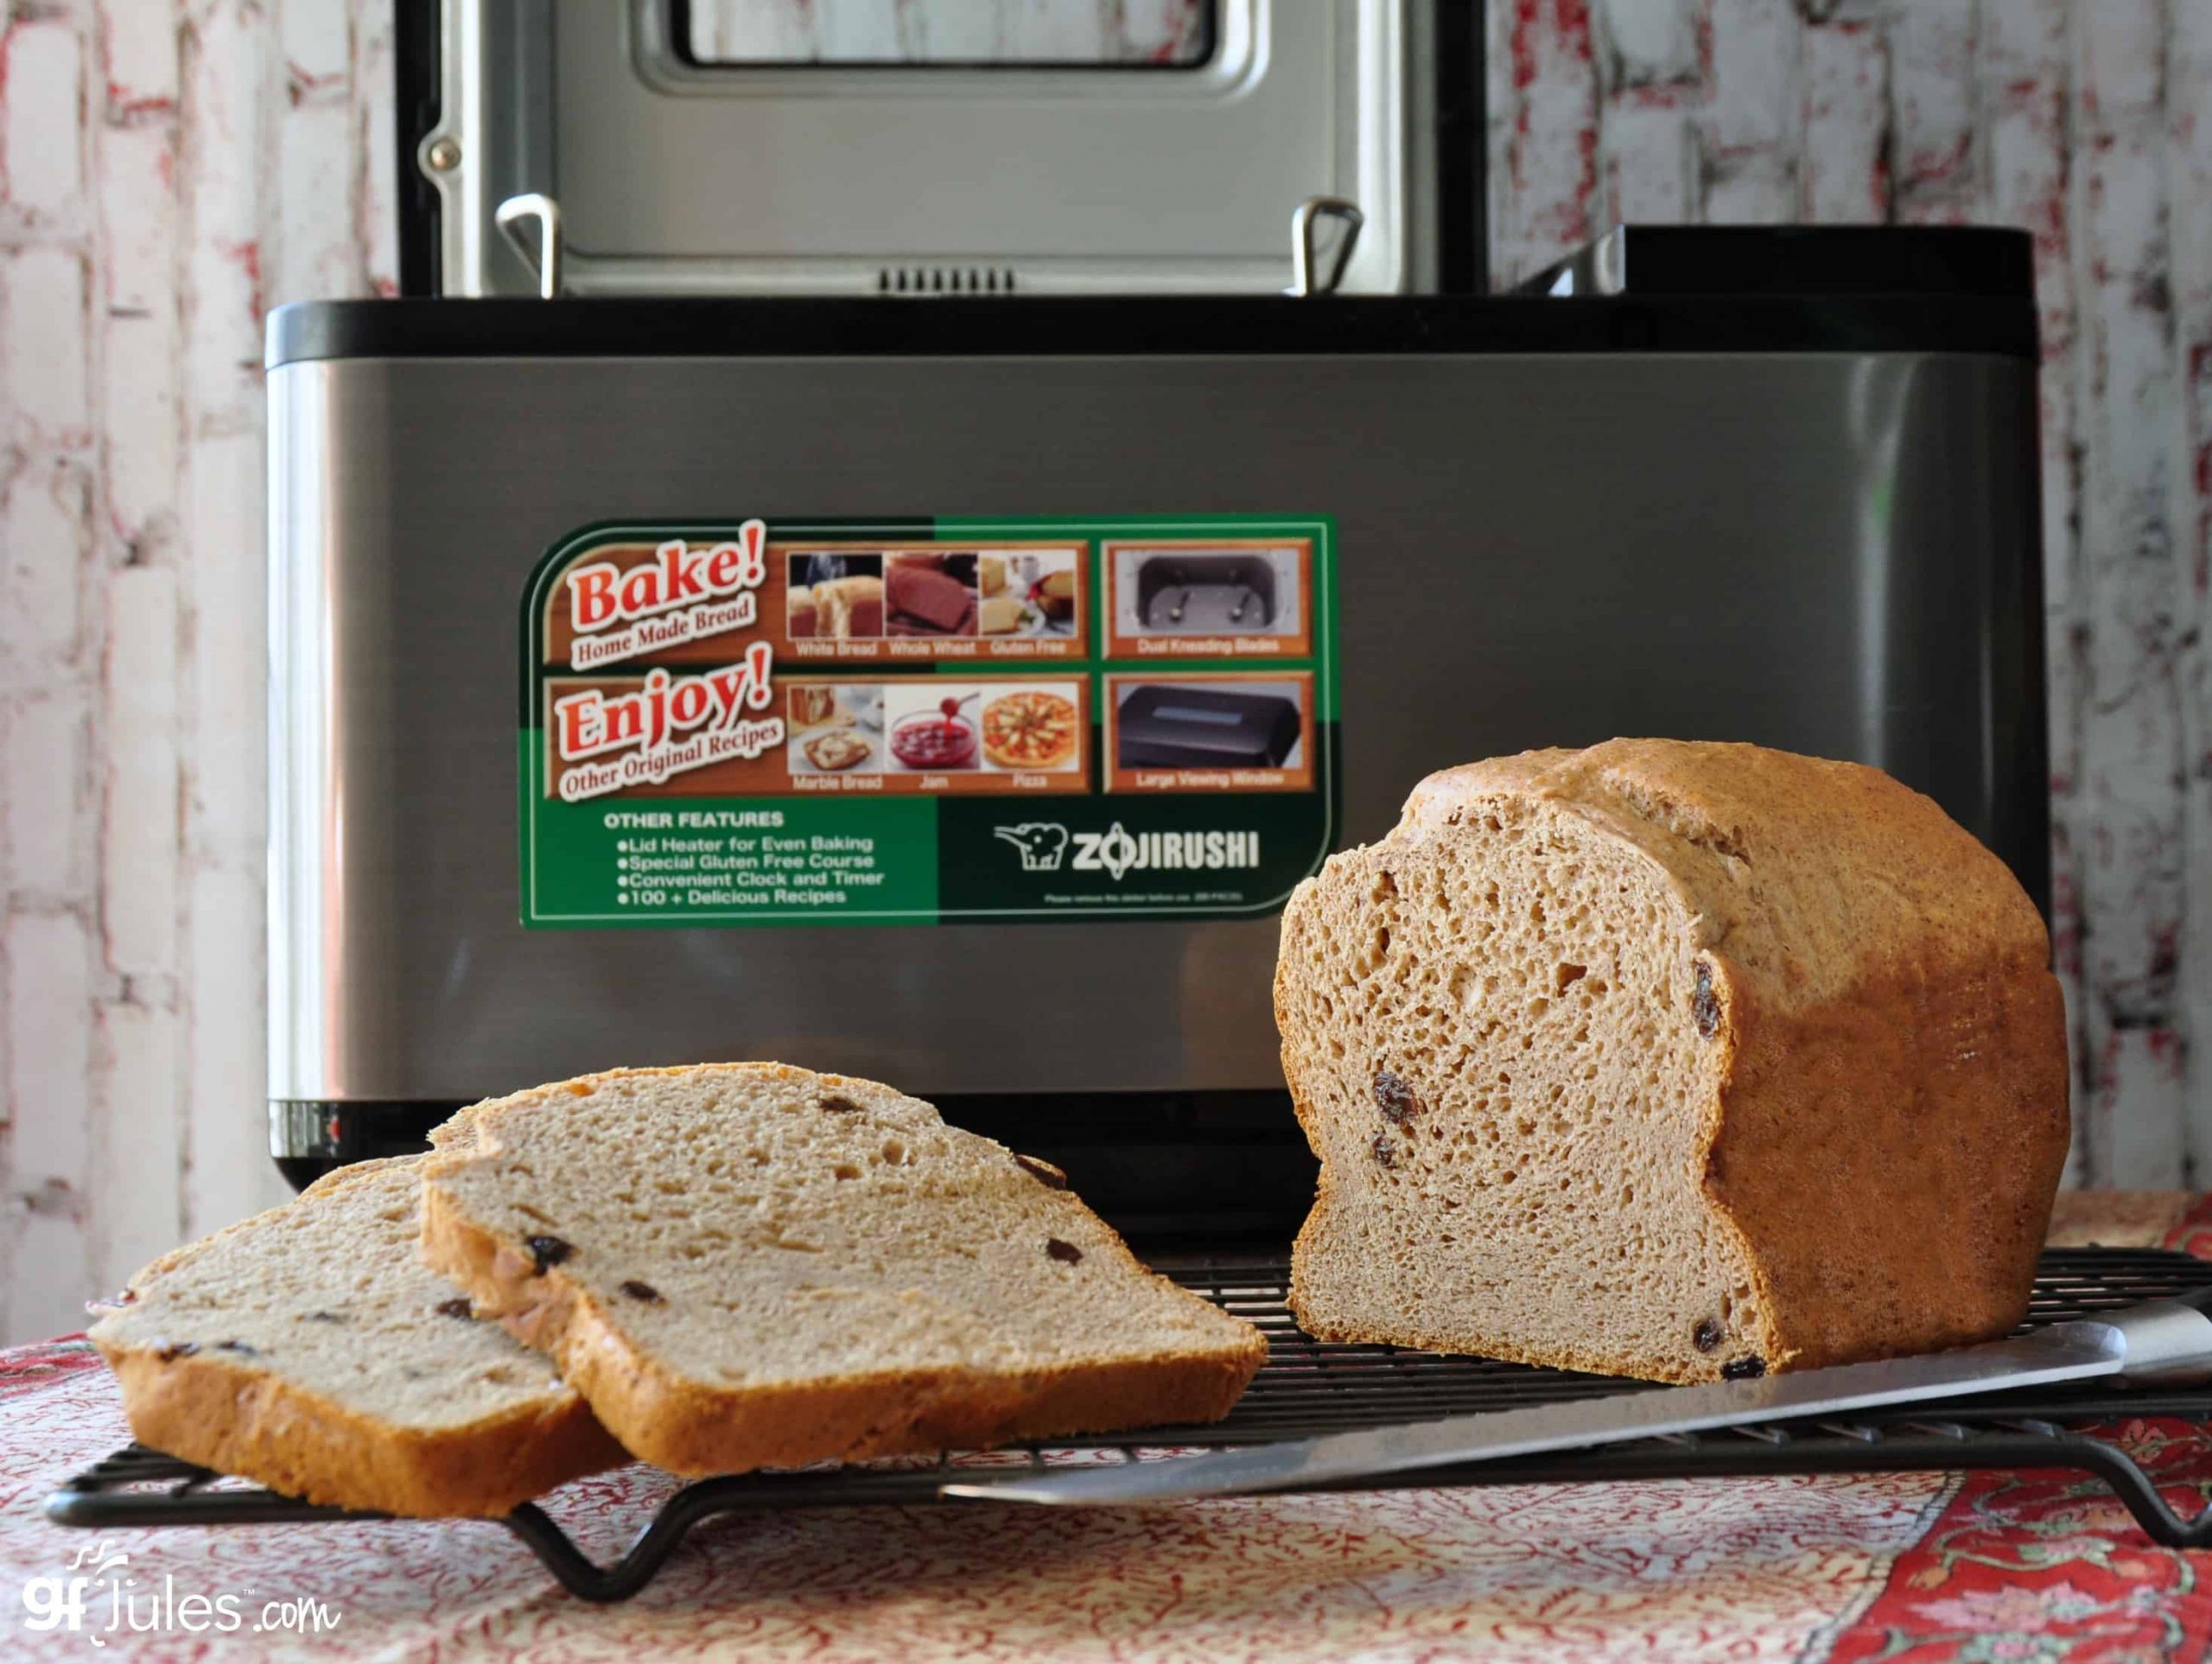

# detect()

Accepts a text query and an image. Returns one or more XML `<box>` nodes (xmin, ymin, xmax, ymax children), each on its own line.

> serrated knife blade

<box><xmin>940</xmin><ymin>1297</ymin><xmax>2212</xmax><ymax>1508</ymax></box>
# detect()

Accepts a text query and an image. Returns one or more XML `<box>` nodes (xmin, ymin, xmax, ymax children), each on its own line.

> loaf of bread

<box><xmin>88</xmin><ymin>1157</ymin><xmax>624</xmax><ymax>1515</ymax></box>
<box><xmin>813</xmin><ymin>575</ymin><xmax>883</xmax><ymax>638</ymax></box>
<box><xmin>1277</xmin><ymin>740</ymin><xmax>2069</xmax><ymax>1383</ymax></box>
<box><xmin>887</xmin><ymin>559</ymin><xmax>976</xmax><ymax>632</ymax></box>
<box><xmin>418</xmin><ymin>1064</ymin><xmax>1268</xmax><ymax>1475</ymax></box>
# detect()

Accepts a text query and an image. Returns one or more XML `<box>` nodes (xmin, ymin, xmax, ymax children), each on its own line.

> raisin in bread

<box><xmin>88</xmin><ymin>1156</ymin><xmax>625</xmax><ymax>1515</ymax></box>
<box><xmin>417</xmin><ymin>1064</ymin><xmax>1268</xmax><ymax>1475</ymax></box>
<box><xmin>1277</xmin><ymin>740</ymin><xmax>2069</xmax><ymax>1384</ymax></box>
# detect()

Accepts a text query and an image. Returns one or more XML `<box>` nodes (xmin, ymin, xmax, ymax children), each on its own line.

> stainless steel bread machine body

<box><xmin>266</xmin><ymin>292</ymin><xmax>2044</xmax><ymax>1221</ymax></box>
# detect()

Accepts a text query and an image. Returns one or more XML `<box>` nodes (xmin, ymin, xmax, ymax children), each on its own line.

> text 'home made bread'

<box><xmin>1276</xmin><ymin>740</ymin><xmax>2069</xmax><ymax>1384</ymax></box>
<box><xmin>418</xmin><ymin>1064</ymin><xmax>1268</xmax><ymax>1476</ymax></box>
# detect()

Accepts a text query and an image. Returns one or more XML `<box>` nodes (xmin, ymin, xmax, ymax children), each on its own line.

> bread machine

<box><xmin>267</xmin><ymin>2</ymin><xmax>2048</xmax><ymax>1240</ymax></box>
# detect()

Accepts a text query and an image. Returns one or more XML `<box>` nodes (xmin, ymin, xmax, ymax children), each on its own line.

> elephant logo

<box><xmin>993</xmin><ymin>822</ymin><xmax>1071</xmax><ymax>873</ymax></box>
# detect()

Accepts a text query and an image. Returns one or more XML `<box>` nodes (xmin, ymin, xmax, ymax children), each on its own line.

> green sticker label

<box><xmin>519</xmin><ymin>517</ymin><xmax>1338</xmax><ymax>927</ymax></box>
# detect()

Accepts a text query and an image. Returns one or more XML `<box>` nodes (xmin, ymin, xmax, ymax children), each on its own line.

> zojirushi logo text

<box><xmin>1071</xmin><ymin>822</ymin><xmax>1260</xmax><ymax>881</ymax></box>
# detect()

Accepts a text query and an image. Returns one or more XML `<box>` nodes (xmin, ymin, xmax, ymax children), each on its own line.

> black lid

<box><xmin>1516</xmin><ymin>225</ymin><xmax>2034</xmax><ymax>300</ymax></box>
<box><xmin>265</xmin><ymin>285</ymin><xmax>2037</xmax><ymax>369</ymax></box>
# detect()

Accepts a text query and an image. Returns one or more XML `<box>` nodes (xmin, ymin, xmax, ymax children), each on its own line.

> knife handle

<box><xmin>2107</xmin><ymin>1293</ymin><xmax>2212</xmax><ymax>1383</ymax></box>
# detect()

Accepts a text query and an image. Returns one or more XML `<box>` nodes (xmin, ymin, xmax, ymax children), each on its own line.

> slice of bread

<box><xmin>89</xmin><ymin>1156</ymin><xmax>625</xmax><ymax>1515</ymax></box>
<box><xmin>417</xmin><ymin>1064</ymin><xmax>1268</xmax><ymax>1475</ymax></box>
<box><xmin>1277</xmin><ymin>740</ymin><xmax>2069</xmax><ymax>1384</ymax></box>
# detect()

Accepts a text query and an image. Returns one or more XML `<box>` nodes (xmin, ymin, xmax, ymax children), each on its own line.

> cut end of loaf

<box><xmin>1280</xmin><ymin>778</ymin><xmax>1778</xmax><ymax>1384</ymax></box>
<box><xmin>1280</xmin><ymin>740</ymin><xmax>2068</xmax><ymax>1384</ymax></box>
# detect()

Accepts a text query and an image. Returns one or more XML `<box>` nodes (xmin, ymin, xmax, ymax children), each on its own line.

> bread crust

<box><xmin>91</xmin><ymin>1339</ymin><xmax>626</xmax><ymax>1517</ymax></box>
<box><xmin>89</xmin><ymin>1156</ymin><xmax>626</xmax><ymax>1516</ymax></box>
<box><xmin>1707</xmin><ymin>947</ymin><xmax>2066</xmax><ymax>1368</ymax></box>
<box><xmin>421</xmin><ymin>1065</ymin><xmax>1268</xmax><ymax>1476</ymax></box>
<box><xmin>1282</xmin><ymin>740</ymin><xmax>2070</xmax><ymax>1382</ymax></box>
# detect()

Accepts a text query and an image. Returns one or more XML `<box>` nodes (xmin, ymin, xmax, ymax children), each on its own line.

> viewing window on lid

<box><xmin>1154</xmin><ymin>704</ymin><xmax>1249</xmax><ymax>727</ymax></box>
<box><xmin>673</xmin><ymin>0</ymin><xmax>1221</xmax><ymax>67</ymax></box>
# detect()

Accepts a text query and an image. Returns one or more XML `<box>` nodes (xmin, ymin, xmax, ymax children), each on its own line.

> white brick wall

<box><xmin>2</xmin><ymin>0</ymin><xmax>2209</xmax><ymax>1341</ymax></box>
<box><xmin>1487</xmin><ymin>0</ymin><xmax>2212</xmax><ymax>1192</ymax></box>
<box><xmin>0</xmin><ymin>0</ymin><xmax>392</xmax><ymax>1344</ymax></box>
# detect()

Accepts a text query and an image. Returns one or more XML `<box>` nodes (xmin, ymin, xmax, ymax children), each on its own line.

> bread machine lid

<box><xmin>404</xmin><ymin>0</ymin><xmax>1453</xmax><ymax>299</ymax></box>
<box><xmin>265</xmin><ymin>264</ymin><xmax>2041</xmax><ymax>370</ymax></box>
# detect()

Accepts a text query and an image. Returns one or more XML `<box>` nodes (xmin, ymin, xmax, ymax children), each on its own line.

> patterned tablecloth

<box><xmin>3</xmin><ymin>1195</ymin><xmax>2211</xmax><ymax>1661</ymax></box>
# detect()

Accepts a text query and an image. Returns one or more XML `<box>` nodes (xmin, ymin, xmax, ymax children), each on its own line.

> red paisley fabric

<box><xmin>0</xmin><ymin>1197</ymin><xmax>2206</xmax><ymax>1661</ymax></box>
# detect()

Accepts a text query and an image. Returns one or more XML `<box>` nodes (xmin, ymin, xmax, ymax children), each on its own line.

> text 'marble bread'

<box><xmin>1277</xmin><ymin>740</ymin><xmax>2069</xmax><ymax>1384</ymax></box>
<box><xmin>88</xmin><ymin>1156</ymin><xmax>625</xmax><ymax>1515</ymax></box>
<box><xmin>417</xmin><ymin>1064</ymin><xmax>1268</xmax><ymax>1475</ymax></box>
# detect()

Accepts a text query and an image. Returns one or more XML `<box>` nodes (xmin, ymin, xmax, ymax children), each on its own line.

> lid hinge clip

<box><xmin>494</xmin><ymin>194</ymin><xmax>565</xmax><ymax>300</ymax></box>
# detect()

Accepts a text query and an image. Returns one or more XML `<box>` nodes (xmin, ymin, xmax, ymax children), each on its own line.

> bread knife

<box><xmin>940</xmin><ymin>1292</ymin><xmax>2212</xmax><ymax>1508</ymax></box>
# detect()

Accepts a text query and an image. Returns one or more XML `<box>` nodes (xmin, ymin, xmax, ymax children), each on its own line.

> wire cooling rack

<box><xmin>48</xmin><ymin>1248</ymin><xmax>2212</xmax><ymax>1602</ymax></box>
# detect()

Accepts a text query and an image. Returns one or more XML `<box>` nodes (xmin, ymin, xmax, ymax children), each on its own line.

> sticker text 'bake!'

<box><xmin>553</xmin><ymin>650</ymin><xmax>782</xmax><ymax>802</ymax></box>
<box><xmin>566</xmin><ymin>524</ymin><xmax>767</xmax><ymax>671</ymax></box>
